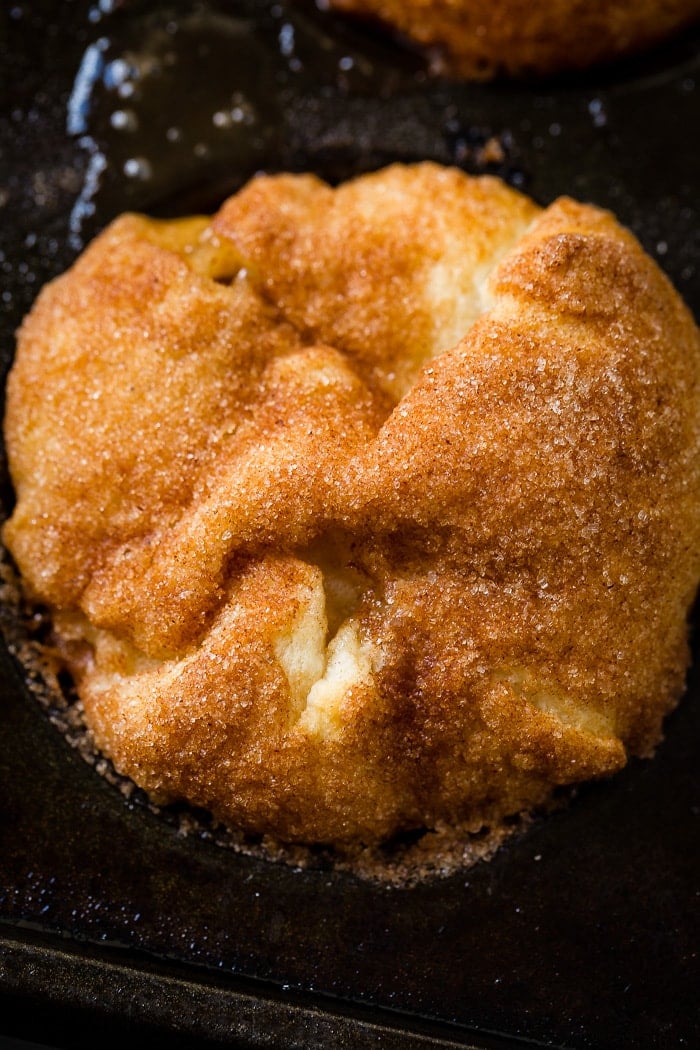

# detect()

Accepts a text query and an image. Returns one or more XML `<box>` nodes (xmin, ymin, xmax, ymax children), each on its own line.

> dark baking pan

<box><xmin>1</xmin><ymin>2</ymin><xmax>699</xmax><ymax>1047</ymax></box>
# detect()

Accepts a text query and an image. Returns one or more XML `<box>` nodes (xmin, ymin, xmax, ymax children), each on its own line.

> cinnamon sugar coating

<box><xmin>4</xmin><ymin>163</ymin><xmax>700</xmax><ymax>847</ymax></box>
<box><xmin>325</xmin><ymin>0</ymin><xmax>700</xmax><ymax>79</ymax></box>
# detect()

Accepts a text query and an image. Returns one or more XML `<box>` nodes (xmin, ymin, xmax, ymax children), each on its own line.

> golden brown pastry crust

<box><xmin>5</xmin><ymin>163</ymin><xmax>700</xmax><ymax>847</ymax></box>
<box><xmin>325</xmin><ymin>0</ymin><xmax>700</xmax><ymax>78</ymax></box>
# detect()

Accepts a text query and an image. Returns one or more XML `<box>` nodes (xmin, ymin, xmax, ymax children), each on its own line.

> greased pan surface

<box><xmin>1</xmin><ymin>2</ymin><xmax>699</xmax><ymax>1047</ymax></box>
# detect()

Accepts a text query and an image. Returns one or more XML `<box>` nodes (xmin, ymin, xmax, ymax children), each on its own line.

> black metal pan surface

<box><xmin>1</xmin><ymin>2</ymin><xmax>699</xmax><ymax>1046</ymax></box>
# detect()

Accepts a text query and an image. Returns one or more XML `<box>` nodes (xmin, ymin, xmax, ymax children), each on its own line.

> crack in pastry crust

<box><xmin>4</xmin><ymin>163</ymin><xmax>700</xmax><ymax>848</ymax></box>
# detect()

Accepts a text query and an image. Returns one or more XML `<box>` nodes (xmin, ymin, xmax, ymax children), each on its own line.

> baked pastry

<box><xmin>324</xmin><ymin>0</ymin><xmax>700</xmax><ymax>78</ymax></box>
<box><xmin>4</xmin><ymin>163</ymin><xmax>700</xmax><ymax>851</ymax></box>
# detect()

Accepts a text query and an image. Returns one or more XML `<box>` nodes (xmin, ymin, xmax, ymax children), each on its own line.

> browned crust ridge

<box><xmin>325</xmin><ymin>0</ymin><xmax>700</xmax><ymax>78</ymax></box>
